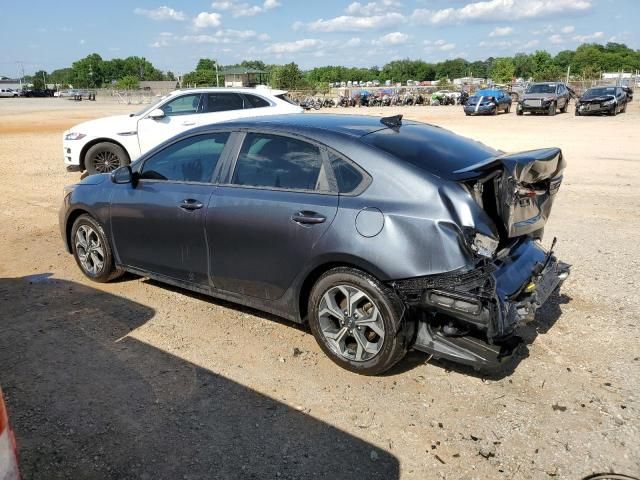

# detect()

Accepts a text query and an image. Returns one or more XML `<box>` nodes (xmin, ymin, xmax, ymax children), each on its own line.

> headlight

<box><xmin>63</xmin><ymin>184</ymin><xmax>76</xmax><ymax>199</ymax></box>
<box><xmin>603</xmin><ymin>99</ymin><xmax>615</xmax><ymax>106</ymax></box>
<box><xmin>64</xmin><ymin>132</ymin><xmax>86</xmax><ymax>141</ymax></box>
<box><xmin>471</xmin><ymin>233</ymin><xmax>499</xmax><ymax>258</ymax></box>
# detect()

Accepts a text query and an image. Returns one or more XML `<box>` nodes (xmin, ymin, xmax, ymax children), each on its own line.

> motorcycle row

<box><xmin>297</xmin><ymin>90</ymin><xmax>470</xmax><ymax>109</ymax></box>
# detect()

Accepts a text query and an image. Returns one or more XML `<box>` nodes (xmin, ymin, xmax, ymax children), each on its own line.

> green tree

<box><xmin>270</xmin><ymin>62</ymin><xmax>306</xmax><ymax>90</ymax></box>
<box><xmin>71</xmin><ymin>53</ymin><xmax>104</xmax><ymax>88</ymax></box>
<box><xmin>116</xmin><ymin>75</ymin><xmax>139</xmax><ymax>90</ymax></box>
<box><xmin>490</xmin><ymin>58</ymin><xmax>516</xmax><ymax>83</ymax></box>
<box><xmin>32</xmin><ymin>70</ymin><xmax>48</xmax><ymax>89</ymax></box>
<box><xmin>513</xmin><ymin>53</ymin><xmax>535</xmax><ymax>79</ymax></box>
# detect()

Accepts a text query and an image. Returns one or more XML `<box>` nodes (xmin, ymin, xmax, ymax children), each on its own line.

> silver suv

<box><xmin>517</xmin><ymin>82</ymin><xmax>571</xmax><ymax>116</ymax></box>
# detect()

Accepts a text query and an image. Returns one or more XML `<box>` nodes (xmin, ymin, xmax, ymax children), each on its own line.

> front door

<box><xmin>207</xmin><ymin>132</ymin><xmax>339</xmax><ymax>300</ymax></box>
<box><xmin>137</xmin><ymin>93</ymin><xmax>203</xmax><ymax>155</ymax></box>
<box><xmin>110</xmin><ymin>132</ymin><xmax>231</xmax><ymax>285</ymax></box>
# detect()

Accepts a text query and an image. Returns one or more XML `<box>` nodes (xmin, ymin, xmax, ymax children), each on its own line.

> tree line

<box><xmin>25</xmin><ymin>42</ymin><xmax>640</xmax><ymax>91</ymax></box>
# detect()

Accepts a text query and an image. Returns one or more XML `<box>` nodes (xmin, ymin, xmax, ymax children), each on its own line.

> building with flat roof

<box><xmin>221</xmin><ymin>68</ymin><xmax>268</xmax><ymax>88</ymax></box>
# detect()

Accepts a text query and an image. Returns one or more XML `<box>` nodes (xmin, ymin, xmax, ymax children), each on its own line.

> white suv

<box><xmin>63</xmin><ymin>87</ymin><xmax>303</xmax><ymax>174</ymax></box>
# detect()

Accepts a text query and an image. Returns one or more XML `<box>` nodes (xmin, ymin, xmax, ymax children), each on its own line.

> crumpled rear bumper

<box><xmin>392</xmin><ymin>238</ymin><xmax>570</xmax><ymax>368</ymax></box>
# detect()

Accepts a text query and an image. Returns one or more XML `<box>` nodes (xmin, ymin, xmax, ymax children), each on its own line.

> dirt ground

<box><xmin>0</xmin><ymin>96</ymin><xmax>638</xmax><ymax>480</ymax></box>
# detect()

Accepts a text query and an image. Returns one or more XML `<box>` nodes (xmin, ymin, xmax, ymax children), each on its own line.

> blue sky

<box><xmin>1</xmin><ymin>0</ymin><xmax>638</xmax><ymax>76</ymax></box>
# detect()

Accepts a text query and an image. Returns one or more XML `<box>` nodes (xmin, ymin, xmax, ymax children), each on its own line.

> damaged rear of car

<box><xmin>361</xmin><ymin>120</ymin><xmax>570</xmax><ymax>370</ymax></box>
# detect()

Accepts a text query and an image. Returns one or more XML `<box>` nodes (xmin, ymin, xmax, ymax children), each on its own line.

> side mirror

<box><xmin>111</xmin><ymin>165</ymin><xmax>132</xmax><ymax>184</ymax></box>
<box><xmin>148</xmin><ymin>108</ymin><xmax>165</xmax><ymax>120</ymax></box>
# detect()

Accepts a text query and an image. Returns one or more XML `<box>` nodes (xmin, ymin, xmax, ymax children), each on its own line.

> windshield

<box><xmin>585</xmin><ymin>87</ymin><xmax>616</xmax><ymax>97</ymax></box>
<box><xmin>133</xmin><ymin>95</ymin><xmax>168</xmax><ymax>116</ymax></box>
<box><xmin>526</xmin><ymin>84</ymin><xmax>557</xmax><ymax>94</ymax></box>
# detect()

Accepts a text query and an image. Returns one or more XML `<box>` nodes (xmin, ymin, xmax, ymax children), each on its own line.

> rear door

<box><xmin>206</xmin><ymin>132</ymin><xmax>339</xmax><ymax>300</ymax></box>
<box><xmin>137</xmin><ymin>93</ymin><xmax>204</xmax><ymax>154</ymax></box>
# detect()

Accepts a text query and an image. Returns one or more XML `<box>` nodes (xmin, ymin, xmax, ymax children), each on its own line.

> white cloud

<box><xmin>489</xmin><ymin>26</ymin><xmax>513</xmax><ymax>37</ymax></box>
<box><xmin>193</xmin><ymin>12</ymin><xmax>222</xmax><ymax>29</ymax></box>
<box><xmin>345</xmin><ymin>0</ymin><xmax>402</xmax><ymax>16</ymax></box>
<box><xmin>549</xmin><ymin>34</ymin><xmax>564</xmax><ymax>44</ymax></box>
<box><xmin>307</xmin><ymin>12</ymin><xmax>405</xmax><ymax>32</ymax></box>
<box><xmin>424</xmin><ymin>39</ymin><xmax>456</xmax><ymax>52</ymax></box>
<box><xmin>572</xmin><ymin>31</ymin><xmax>604</xmax><ymax>42</ymax></box>
<box><xmin>265</xmin><ymin>38</ymin><xmax>322</xmax><ymax>54</ymax></box>
<box><xmin>79</xmin><ymin>39</ymin><xmax>85</xmax><ymax>45</ymax></box>
<box><xmin>561</xmin><ymin>25</ymin><xmax>575</xmax><ymax>34</ymax></box>
<box><xmin>211</xmin><ymin>0</ymin><xmax>281</xmax><ymax>17</ymax></box>
<box><xmin>264</xmin><ymin>0</ymin><xmax>280</xmax><ymax>9</ymax></box>
<box><xmin>134</xmin><ymin>6</ymin><xmax>186</xmax><ymax>21</ymax></box>
<box><xmin>412</xmin><ymin>0</ymin><xmax>592</xmax><ymax>25</ymax></box>
<box><xmin>157</xmin><ymin>29</ymin><xmax>269</xmax><ymax>45</ymax></box>
<box><xmin>378</xmin><ymin>31</ymin><xmax>409</xmax><ymax>45</ymax></box>
<box><xmin>345</xmin><ymin>37</ymin><xmax>362</xmax><ymax>47</ymax></box>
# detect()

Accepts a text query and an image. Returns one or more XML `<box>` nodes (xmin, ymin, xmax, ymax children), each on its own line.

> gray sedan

<box><xmin>60</xmin><ymin>114</ymin><xmax>569</xmax><ymax>375</ymax></box>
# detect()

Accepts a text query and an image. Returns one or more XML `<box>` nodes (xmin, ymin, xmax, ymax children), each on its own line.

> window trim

<box><xmin>240</xmin><ymin>93</ymin><xmax>275</xmax><ymax>109</ymax></box>
<box><xmin>136</xmin><ymin>131</ymin><xmax>234</xmax><ymax>185</ymax></box>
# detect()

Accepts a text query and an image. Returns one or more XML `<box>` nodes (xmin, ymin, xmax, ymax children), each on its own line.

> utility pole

<box><xmin>566</xmin><ymin>65</ymin><xmax>570</xmax><ymax>84</ymax></box>
<box><xmin>215</xmin><ymin>60</ymin><xmax>219</xmax><ymax>87</ymax></box>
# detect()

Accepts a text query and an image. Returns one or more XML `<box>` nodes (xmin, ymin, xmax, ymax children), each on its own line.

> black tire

<box><xmin>516</xmin><ymin>107</ymin><xmax>523</xmax><ymax>116</ymax></box>
<box><xmin>84</xmin><ymin>142</ymin><xmax>130</xmax><ymax>175</ymax></box>
<box><xmin>548</xmin><ymin>102</ymin><xmax>556</xmax><ymax>116</ymax></box>
<box><xmin>560</xmin><ymin>100</ymin><xmax>568</xmax><ymax>113</ymax></box>
<box><xmin>492</xmin><ymin>105</ymin><xmax>498</xmax><ymax>115</ymax></box>
<box><xmin>71</xmin><ymin>214</ymin><xmax>124</xmax><ymax>283</ymax></box>
<box><xmin>308</xmin><ymin>267</ymin><xmax>411</xmax><ymax>375</ymax></box>
<box><xmin>609</xmin><ymin>105</ymin><xmax>617</xmax><ymax>116</ymax></box>
<box><xmin>505</xmin><ymin>103</ymin><xmax>511</xmax><ymax>114</ymax></box>
<box><xmin>575</xmin><ymin>109</ymin><xmax>580</xmax><ymax>116</ymax></box>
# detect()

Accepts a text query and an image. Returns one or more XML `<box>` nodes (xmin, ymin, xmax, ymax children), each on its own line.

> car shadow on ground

<box><xmin>0</xmin><ymin>275</ymin><xmax>399</xmax><ymax>479</ymax></box>
<box><xmin>142</xmin><ymin>278</ymin><xmax>571</xmax><ymax>380</ymax></box>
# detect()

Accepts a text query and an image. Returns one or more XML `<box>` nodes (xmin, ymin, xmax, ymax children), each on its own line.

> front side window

<box><xmin>205</xmin><ymin>93</ymin><xmax>245</xmax><ymax>112</ymax></box>
<box><xmin>231</xmin><ymin>133</ymin><xmax>326</xmax><ymax>191</ymax></box>
<box><xmin>140</xmin><ymin>133</ymin><xmax>230</xmax><ymax>183</ymax></box>
<box><xmin>160</xmin><ymin>94</ymin><xmax>202</xmax><ymax>116</ymax></box>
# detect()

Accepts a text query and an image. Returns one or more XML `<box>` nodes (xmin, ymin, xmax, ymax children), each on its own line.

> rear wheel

<box><xmin>308</xmin><ymin>267</ymin><xmax>411</xmax><ymax>375</ymax></box>
<box><xmin>71</xmin><ymin>214</ymin><xmax>124</xmax><ymax>283</ymax></box>
<box><xmin>85</xmin><ymin>142</ymin><xmax>130</xmax><ymax>175</ymax></box>
<box><xmin>505</xmin><ymin>103</ymin><xmax>511</xmax><ymax>114</ymax></box>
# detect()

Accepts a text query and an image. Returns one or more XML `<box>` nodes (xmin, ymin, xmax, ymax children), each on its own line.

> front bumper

<box><xmin>393</xmin><ymin>238</ymin><xmax>570</xmax><ymax>368</ymax></box>
<box><xmin>576</xmin><ymin>103</ymin><xmax>613</xmax><ymax>115</ymax></box>
<box><xmin>464</xmin><ymin>104</ymin><xmax>496</xmax><ymax>115</ymax></box>
<box><xmin>518</xmin><ymin>100</ymin><xmax>553</xmax><ymax>112</ymax></box>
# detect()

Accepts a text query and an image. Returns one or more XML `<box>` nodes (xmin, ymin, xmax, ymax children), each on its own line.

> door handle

<box><xmin>291</xmin><ymin>211</ymin><xmax>326</xmax><ymax>225</ymax></box>
<box><xmin>179</xmin><ymin>199</ymin><xmax>204</xmax><ymax>211</ymax></box>
<box><xmin>181</xmin><ymin>121</ymin><xmax>196</xmax><ymax>126</ymax></box>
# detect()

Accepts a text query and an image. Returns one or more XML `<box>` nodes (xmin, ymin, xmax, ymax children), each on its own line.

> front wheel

<box><xmin>560</xmin><ymin>100</ymin><xmax>568</xmax><ymax>113</ymax></box>
<box><xmin>505</xmin><ymin>103</ymin><xmax>511</xmax><ymax>114</ymax></box>
<box><xmin>84</xmin><ymin>142</ymin><xmax>130</xmax><ymax>175</ymax></box>
<box><xmin>516</xmin><ymin>107</ymin><xmax>523</xmax><ymax>116</ymax></box>
<box><xmin>548</xmin><ymin>102</ymin><xmax>556</xmax><ymax>116</ymax></box>
<box><xmin>308</xmin><ymin>267</ymin><xmax>411</xmax><ymax>375</ymax></box>
<box><xmin>71</xmin><ymin>215</ymin><xmax>124</xmax><ymax>283</ymax></box>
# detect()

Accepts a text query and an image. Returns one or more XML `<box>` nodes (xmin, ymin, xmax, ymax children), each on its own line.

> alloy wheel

<box><xmin>318</xmin><ymin>285</ymin><xmax>385</xmax><ymax>362</ymax></box>
<box><xmin>75</xmin><ymin>225</ymin><xmax>105</xmax><ymax>275</ymax></box>
<box><xmin>92</xmin><ymin>150</ymin><xmax>121</xmax><ymax>173</ymax></box>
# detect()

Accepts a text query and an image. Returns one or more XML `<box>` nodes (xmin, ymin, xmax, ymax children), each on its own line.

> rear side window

<box><xmin>232</xmin><ymin>133</ymin><xmax>326</xmax><ymax>191</ymax></box>
<box><xmin>244</xmin><ymin>94</ymin><xmax>271</xmax><ymax>108</ymax></box>
<box><xmin>329</xmin><ymin>153</ymin><xmax>365</xmax><ymax>194</ymax></box>
<box><xmin>140</xmin><ymin>133</ymin><xmax>230</xmax><ymax>183</ymax></box>
<box><xmin>206</xmin><ymin>93</ymin><xmax>245</xmax><ymax>112</ymax></box>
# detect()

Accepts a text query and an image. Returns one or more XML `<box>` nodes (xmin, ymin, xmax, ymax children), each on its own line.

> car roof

<box><xmin>195</xmin><ymin>113</ymin><xmax>420</xmax><ymax>138</ymax></box>
<box><xmin>167</xmin><ymin>87</ymin><xmax>287</xmax><ymax>97</ymax></box>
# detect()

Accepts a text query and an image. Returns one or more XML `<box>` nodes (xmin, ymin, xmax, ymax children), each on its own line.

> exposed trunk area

<box><xmin>460</xmin><ymin>148</ymin><xmax>566</xmax><ymax>241</ymax></box>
